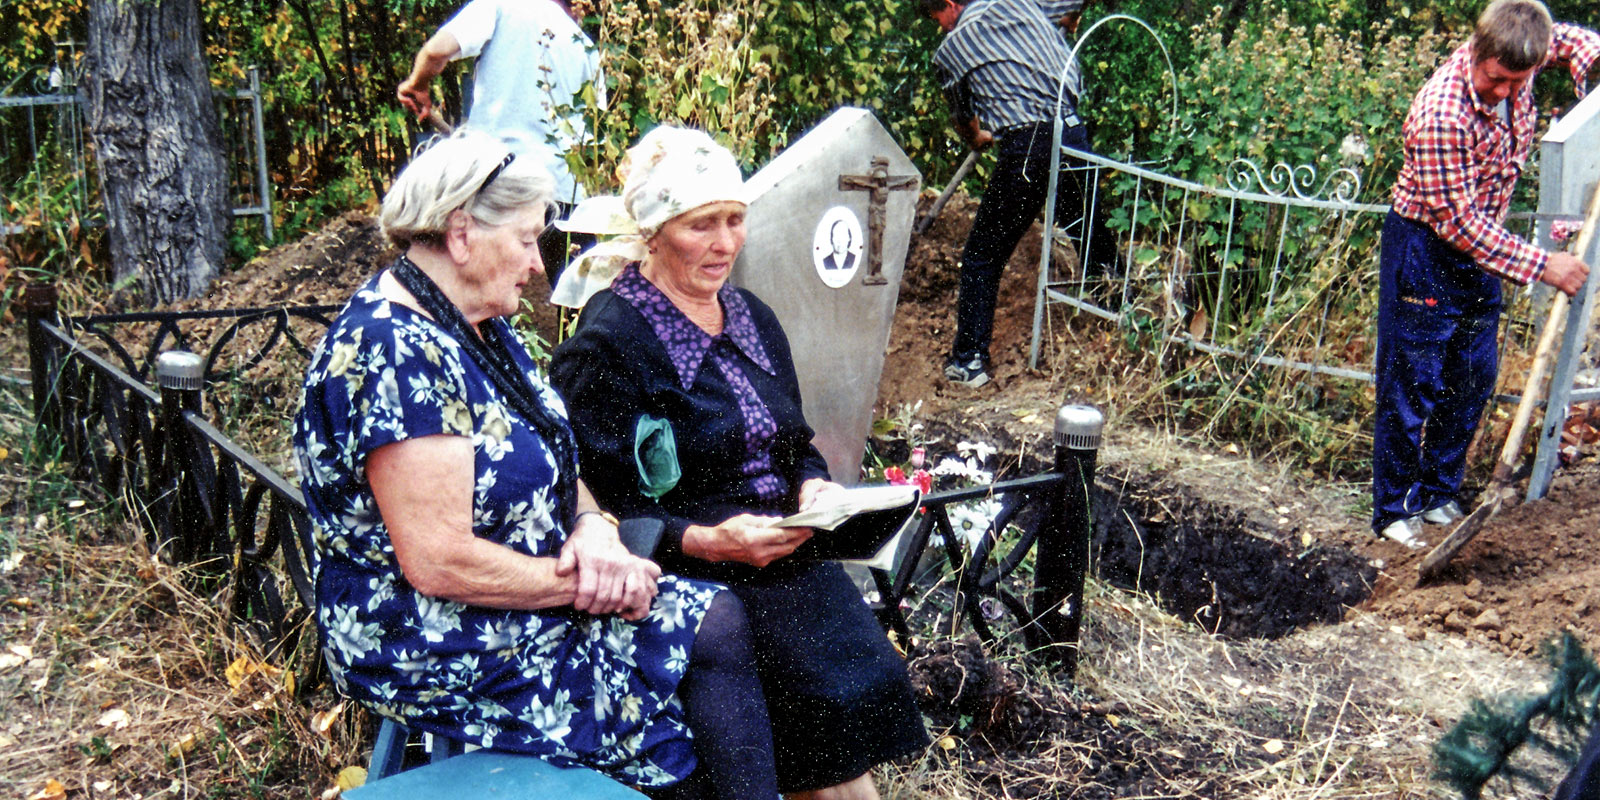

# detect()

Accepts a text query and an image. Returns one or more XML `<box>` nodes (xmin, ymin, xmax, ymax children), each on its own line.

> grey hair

<box><xmin>379</xmin><ymin>130</ymin><xmax>555</xmax><ymax>249</ymax></box>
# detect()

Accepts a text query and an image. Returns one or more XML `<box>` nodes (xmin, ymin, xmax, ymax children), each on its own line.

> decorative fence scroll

<box><xmin>22</xmin><ymin>282</ymin><xmax>1098</xmax><ymax>680</ymax></box>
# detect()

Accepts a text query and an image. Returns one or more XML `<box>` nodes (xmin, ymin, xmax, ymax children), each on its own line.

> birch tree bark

<box><xmin>83</xmin><ymin>0</ymin><xmax>229</xmax><ymax>304</ymax></box>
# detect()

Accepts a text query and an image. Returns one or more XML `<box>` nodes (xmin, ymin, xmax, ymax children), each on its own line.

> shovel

<box><xmin>914</xmin><ymin>149</ymin><xmax>980</xmax><ymax>235</ymax></box>
<box><xmin>423</xmin><ymin>109</ymin><xmax>453</xmax><ymax>136</ymax></box>
<box><xmin>1418</xmin><ymin>188</ymin><xmax>1600</xmax><ymax>581</ymax></box>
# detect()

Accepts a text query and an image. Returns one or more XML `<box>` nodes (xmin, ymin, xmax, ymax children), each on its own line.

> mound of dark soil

<box><xmin>907</xmin><ymin>637</ymin><xmax>1236</xmax><ymax>798</ymax></box>
<box><xmin>1094</xmin><ymin>482</ymin><xmax>1377</xmax><ymax>639</ymax></box>
<box><xmin>1363</xmin><ymin>460</ymin><xmax>1600</xmax><ymax>656</ymax></box>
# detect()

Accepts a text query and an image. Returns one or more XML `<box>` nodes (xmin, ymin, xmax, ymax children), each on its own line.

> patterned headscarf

<box><xmin>550</xmin><ymin>127</ymin><xmax>747</xmax><ymax>308</ymax></box>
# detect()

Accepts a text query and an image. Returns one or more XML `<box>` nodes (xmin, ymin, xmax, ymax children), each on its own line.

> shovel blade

<box><xmin>1418</xmin><ymin>490</ymin><xmax>1508</xmax><ymax>582</ymax></box>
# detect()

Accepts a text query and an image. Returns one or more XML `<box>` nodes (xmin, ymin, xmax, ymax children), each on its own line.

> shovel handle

<box><xmin>1490</xmin><ymin>191</ymin><xmax>1600</xmax><ymax>482</ymax></box>
<box><xmin>915</xmin><ymin>150</ymin><xmax>980</xmax><ymax>235</ymax></box>
<box><xmin>423</xmin><ymin>109</ymin><xmax>453</xmax><ymax>136</ymax></box>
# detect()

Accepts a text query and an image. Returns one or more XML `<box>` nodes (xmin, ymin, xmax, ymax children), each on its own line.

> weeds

<box><xmin>0</xmin><ymin>380</ymin><xmax>361</xmax><ymax>799</ymax></box>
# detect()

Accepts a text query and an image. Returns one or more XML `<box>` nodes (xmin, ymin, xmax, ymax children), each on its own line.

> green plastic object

<box><xmin>633</xmin><ymin>415</ymin><xmax>681</xmax><ymax>499</ymax></box>
<box><xmin>346</xmin><ymin>750</ymin><xmax>644</xmax><ymax>798</ymax></box>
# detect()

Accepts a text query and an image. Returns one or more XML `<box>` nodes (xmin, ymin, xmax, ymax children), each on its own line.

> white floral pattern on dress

<box><xmin>294</xmin><ymin>274</ymin><xmax>722</xmax><ymax>786</ymax></box>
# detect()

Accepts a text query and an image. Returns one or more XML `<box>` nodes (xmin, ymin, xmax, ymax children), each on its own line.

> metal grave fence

<box><xmin>1034</xmin><ymin>91</ymin><xmax>1600</xmax><ymax>503</ymax></box>
<box><xmin>1</xmin><ymin>55</ymin><xmax>275</xmax><ymax>245</ymax></box>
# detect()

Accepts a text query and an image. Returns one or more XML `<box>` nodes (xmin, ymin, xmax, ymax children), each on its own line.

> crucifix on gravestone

<box><xmin>840</xmin><ymin>156</ymin><xmax>918</xmax><ymax>286</ymax></box>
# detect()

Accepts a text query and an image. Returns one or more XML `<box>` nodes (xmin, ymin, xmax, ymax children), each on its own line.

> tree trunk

<box><xmin>83</xmin><ymin>0</ymin><xmax>229</xmax><ymax>305</ymax></box>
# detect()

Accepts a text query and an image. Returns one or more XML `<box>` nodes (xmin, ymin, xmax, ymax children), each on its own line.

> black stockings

<box><xmin>650</xmin><ymin>590</ymin><xmax>778</xmax><ymax>800</ymax></box>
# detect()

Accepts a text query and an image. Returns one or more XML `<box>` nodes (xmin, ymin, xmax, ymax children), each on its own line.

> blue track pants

<box><xmin>1371</xmin><ymin>212</ymin><xmax>1502</xmax><ymax>533</ymax></box>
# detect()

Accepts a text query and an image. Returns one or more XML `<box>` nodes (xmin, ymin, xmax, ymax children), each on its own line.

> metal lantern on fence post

<box><xmin>156</xmin><ymin>349</ymin><xmax>205</xmax><ymax>418</ymax></box>
<box><xmin>155</xmin><ymin>350</ymin><xmax>207</xmax><ymax>561</ymax></box>
<box><xmin>1034</xmin><ymin>403</ymin><xmax>1102</xmax><ymax>678</ymax></box>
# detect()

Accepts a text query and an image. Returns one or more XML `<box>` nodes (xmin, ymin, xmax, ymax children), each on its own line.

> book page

<box><xmin>776</xmin><ymin>485</ymin><xmax>919</xmax><ymax>531</ymax></box>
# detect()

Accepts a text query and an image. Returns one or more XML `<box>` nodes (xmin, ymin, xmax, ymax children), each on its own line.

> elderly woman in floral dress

<box><xmin>294</xmin><ymin>130</ymin><xmax>779</xmax><ymax>799</ymax></box>
<box><xmin>550</xmin><ymin>127</ymin><xmax>927</xmax><ymax>800</ymax></box>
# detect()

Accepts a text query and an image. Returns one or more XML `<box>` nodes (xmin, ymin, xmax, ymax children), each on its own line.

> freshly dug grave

<box><xmin>883</xmin><ymin>192</ymin><xmax>1599</xmax><ymax>659</ymax></box>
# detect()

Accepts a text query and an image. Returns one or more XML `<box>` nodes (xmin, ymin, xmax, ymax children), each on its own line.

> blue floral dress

<box><xmin>294</xmin><ymin>274</ymin><xmax>720</xmax><ymax>787</ymax></box>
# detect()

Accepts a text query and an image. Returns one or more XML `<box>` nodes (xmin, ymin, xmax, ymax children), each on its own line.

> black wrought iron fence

<box><xmin>21</xmin><ymin>280</ymin><xmax>1099</xmax><ymax>681</ymax></box>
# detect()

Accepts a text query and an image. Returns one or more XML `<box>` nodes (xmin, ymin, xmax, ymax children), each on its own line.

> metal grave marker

<box><xmin>1529</xmin><ymin>88</ymin><xmax>1600</xmax><ymax>500</ymax></box>
<box><xmin>732</xmin><ymin>107</ymin><xmax>922</xmax><ymax>485</ymax></box>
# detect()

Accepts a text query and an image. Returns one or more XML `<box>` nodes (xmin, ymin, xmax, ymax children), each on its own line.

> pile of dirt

<box><xmin>1362</xmin><ymin>460</ymin><xmax>1600</xmax><ymax>656</ymax></box>
<box><xmin>187</xmin><ymin>211</ymin><xmax>394</xmax><ymax>309</ymax></box>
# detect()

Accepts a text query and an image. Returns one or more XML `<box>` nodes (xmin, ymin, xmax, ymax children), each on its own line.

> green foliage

<box><xmin>1435</xmin><ymin>634</ymin><xmax>1600</xmax><ymax>798</ymax></box>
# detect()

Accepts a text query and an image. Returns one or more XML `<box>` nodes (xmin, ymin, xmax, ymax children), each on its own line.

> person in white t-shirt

<box><xmin>399</xmin><ymin>0</ymin><xmax>605</xmax><ymax>283</ymax></box>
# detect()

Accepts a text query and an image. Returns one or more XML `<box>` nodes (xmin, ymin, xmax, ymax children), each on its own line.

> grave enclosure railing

<box><xmin>20</xmin><ymin>282</ymin><xmax>1099</xmax><ymax>681</ymax></box>
<box><xmin>1035</xmin><ymin>86</ymin><xmax>1600</xmax><ymax>501</ymax></box>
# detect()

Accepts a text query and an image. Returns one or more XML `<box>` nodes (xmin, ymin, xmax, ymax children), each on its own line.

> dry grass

<box><xmin>0</xmin><ymin>385</ymin><xmax>364</xmax><ymax>800</ymax></box>
<box><xmin>0</xmin><ymin>365</ymin><xmax>1564</xmax><ymax>800</ymax></box>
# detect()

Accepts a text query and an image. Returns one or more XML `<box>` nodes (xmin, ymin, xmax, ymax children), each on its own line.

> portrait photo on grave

<box><xmin>812</xmin><ymin>206</ymin><xmax>865</xmax><ymax>288</ymax></box>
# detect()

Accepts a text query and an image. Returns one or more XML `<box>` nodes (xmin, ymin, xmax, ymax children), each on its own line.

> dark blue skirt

<box><xmin>717</xmin><ymin>559</ymin><xmax>928</xmax><ymax>792</ymax></box>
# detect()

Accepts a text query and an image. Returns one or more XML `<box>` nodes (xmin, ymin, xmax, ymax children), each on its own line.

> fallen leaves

<box><xmin>26</xmin><ymin>780</ymin><xmax>66</xmax><ymax>800</ymax></box>
<box><xmin>167</xmin><ymin>732</ymin><xmax>199</xmax><ymax>760</ymax></box>
<box><xmin>226</xmin><ymin>655</ymin><xmax>284</xmax><ymax>690</ymax></box>
<box><xmin>336</xmin><ymin>766</ymin><xmax>367</xmax><ymax>790</ymax></box>
<box><xmin>95</xmin><ymin>708</ymin><xmax>130</xmax><ymax>730</ymax></box>
<box><xmin>311</xmin><ymin>701</ymin><xmax>346</xmax><ymax>738</ymax></box>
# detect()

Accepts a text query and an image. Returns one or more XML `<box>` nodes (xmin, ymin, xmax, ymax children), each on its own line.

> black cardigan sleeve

<box><xmin>550</xmin><ymin>295</ymin><xmax>701</xmax><ymax>561</ymax></box>
<box><xmin>741</xmin><ymin>291</ymin><xmax>833</xmax><ymax>488</ymax></box>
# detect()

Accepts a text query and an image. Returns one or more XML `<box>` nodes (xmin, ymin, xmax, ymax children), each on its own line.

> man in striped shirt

<box><xmin>1373</xmin><ymin>0</ymin><xmax>1596</xmax><ymax>548</ymax></box>
<box><xmin>924</xmin><ymin>0</ymin><xmax>1117</xmax><ymax>388</ymax></box>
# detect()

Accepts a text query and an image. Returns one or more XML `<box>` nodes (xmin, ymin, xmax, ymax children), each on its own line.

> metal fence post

<box><xmin>1032</xmin><ymin>403</ymin><xmax>1103</xmax><ymax>678</ymax></box>
<box><xmin>248</xmin><ymin>66</ymin><xmax>274</xmax><ymax>243</ymax></box>
<box><xmin>22</xmin><ymin>282</ymin><xmax>61</xmax><ymax>428</ymax></box>
<box><xmin>156</xmin><ymin>351</ymin><xmax>206</xmax><ymax>561</ymax></box>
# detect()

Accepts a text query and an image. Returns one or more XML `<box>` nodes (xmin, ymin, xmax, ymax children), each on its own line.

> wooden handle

<box><xmin>424</xmin><ymin>109</ymin><xmax>453</xmax><ymax>136</ymax></box>
<box><xmin>1490</xmin><ymin>188</ymin><xmax>1600</xmax><ymax>482</ymax></box>
<box><xmin>915</xmin><ymin>150</ymin><xmax>980</xmax><ymax>235</ymax></box>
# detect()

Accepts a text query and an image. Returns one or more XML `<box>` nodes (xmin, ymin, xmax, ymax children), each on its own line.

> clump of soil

<box><xmin>906</xmin><ymin>636</ymin><xmax>1232</xmax><ymax>799</ymax></box>
<box><xmin>1094</xmin><ymin>481</ymin><xmax>1377</xmax><ymax>639</ymax></box>
<box><xmin>186</xmin><ymin>211</ymin><xmax>394</xmax><ymax>309</ymax></box>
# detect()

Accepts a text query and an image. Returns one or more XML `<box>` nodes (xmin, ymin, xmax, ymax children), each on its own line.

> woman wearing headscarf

<box><xmin>294</xmin><ymin>130</ymin><xmax>779</xmax><ymax>799</ymax></box>
<box><xmin>550</xmin><ymin>127</ymin><xmax>928</xmax><ymax>800</ymax></box>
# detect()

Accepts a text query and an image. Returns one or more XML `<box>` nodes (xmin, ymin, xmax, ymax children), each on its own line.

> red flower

<box><xmin>885</xmin><ymin>466</ymin><xmax>910</xmax><ymax>485</ymax></box>
<box><xmin>912</xmin><ymin>469</ymin><xmax>933</xmax><ymax>494</ymax></box>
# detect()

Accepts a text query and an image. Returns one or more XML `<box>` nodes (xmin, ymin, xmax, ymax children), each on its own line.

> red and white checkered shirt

<box><xmin>1391</xmin><ymin>23</ymin><xmax>1600</xmax><ymax>285</ymax></box>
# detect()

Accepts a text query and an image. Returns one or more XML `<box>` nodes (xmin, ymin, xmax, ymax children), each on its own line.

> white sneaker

<box><xmin>1379</xmin><ymin>516</ymin><xmax>1427</xmax><ymax>549</ymax></box>
<box><xmin>1422</xmin><ymin>501</ymin><xmax>1463</xmax><ymax>526</ymax></box>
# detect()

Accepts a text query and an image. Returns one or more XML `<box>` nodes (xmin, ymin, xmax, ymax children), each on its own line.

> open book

<box><xmin>779</xmin><ymin>485</ymin><xmax>921</xmax><ymax>562</ymax></box>
<box><xmin>778</xmin><ymin>485</ymin><xmax>919</xmax><ymax>530</ymax></box>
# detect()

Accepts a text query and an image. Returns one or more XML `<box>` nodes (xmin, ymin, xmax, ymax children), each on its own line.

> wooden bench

<box><xmin>346</xmin><ymin>718</ymin><xmax>645</xmax><ymax>798</ymax></box>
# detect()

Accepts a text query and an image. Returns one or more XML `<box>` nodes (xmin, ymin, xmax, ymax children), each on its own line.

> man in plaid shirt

<box><xmin>1373</xmin><ymin>0</ymin><xmax>1597</xmax><ymax>548</ymax></box>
